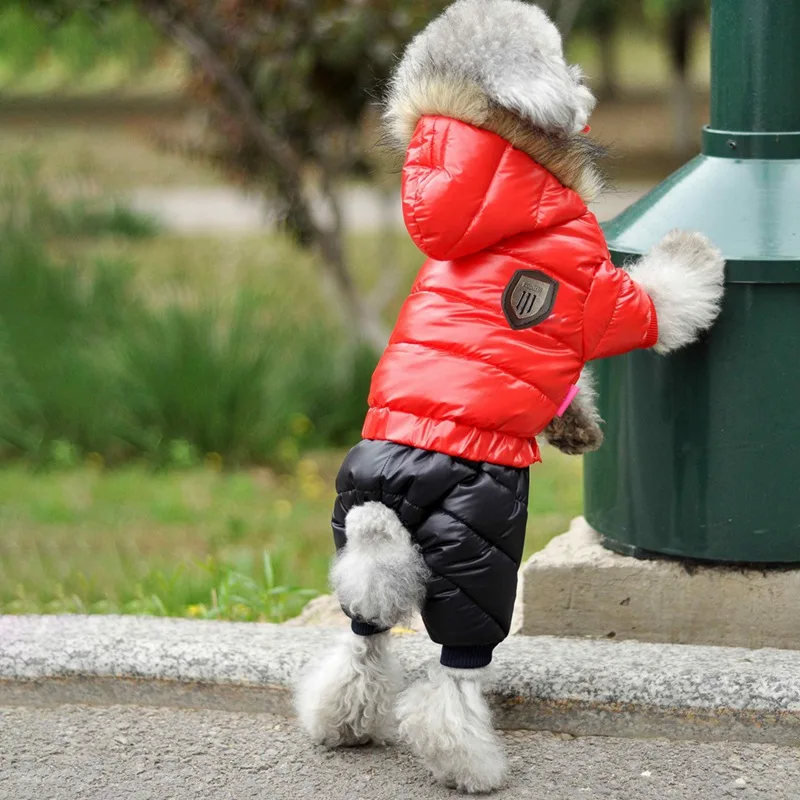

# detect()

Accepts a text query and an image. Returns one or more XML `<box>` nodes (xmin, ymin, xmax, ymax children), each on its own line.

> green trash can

<box><xmin>584</xmin><ymin>0</ymin><xmax>800</xmax><ymax>563</ymax></box>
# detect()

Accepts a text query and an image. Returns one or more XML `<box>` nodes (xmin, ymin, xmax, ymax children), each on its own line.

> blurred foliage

<box><xmin>129</xmin><ymin>0</ymin><xmax>465</xmax><ymax>349</ymax></box>
<box><xmin>0</xmin><ymin>1</ymin><xmax>160</xmax><ymax>77</ymax></box>
<box><xmin>0</xmin><ymin>164</ymin><xmax>373</xmax><ymax>468</ymax></box>
<box><xmin>134</xmin><ymin>1</ymin><xmax>453</xmax><ymax>208</ymax></box>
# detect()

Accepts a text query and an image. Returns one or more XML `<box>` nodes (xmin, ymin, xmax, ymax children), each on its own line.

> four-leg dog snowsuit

<box><xmin>332</xmin><ymin>115</ymin><xmax>659</xmax><ymax>668</ymax></box>
<box><xmin>301</xmin><ymin>3</ymin><xmax>724</xmax><ymax>790</ymax></box>
<box><xmin>334</xmin><ymin>440</ymin><xmax>528</xmax><ymax>668</ymax></box>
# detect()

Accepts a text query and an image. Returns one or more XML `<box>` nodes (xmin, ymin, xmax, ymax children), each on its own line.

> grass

<box><xmin>0</xmin><ymin>447</ymin><xmax>583</xmax><ymax>618</ymax></box>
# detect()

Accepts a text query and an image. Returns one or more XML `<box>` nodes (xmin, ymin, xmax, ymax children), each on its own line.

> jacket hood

<box><xmin>383</xmin><ymin>0</ymin><xmax>605</xmax><ymax>203</ymax></box>
<box><xmin>401</xmin><ymin>116</ymin><xmax>589</xmax><ymax>263</ymax></box>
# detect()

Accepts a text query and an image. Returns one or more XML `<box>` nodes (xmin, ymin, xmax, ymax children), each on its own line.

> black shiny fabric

<box><xmin>332</xmin><ymin>439</ymin><xmax>529</xmax><ymax>649</ymax></box>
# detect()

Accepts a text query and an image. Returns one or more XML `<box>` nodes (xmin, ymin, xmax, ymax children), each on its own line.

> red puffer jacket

<box><xmin>362</xmin><ymin>115</ymin><xmax>659</xmax><ymax>468</ymax></box>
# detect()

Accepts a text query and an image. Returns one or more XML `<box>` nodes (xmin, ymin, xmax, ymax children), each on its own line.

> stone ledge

<box><xmin>2</xmin><ymin>614</ymin><xmax>800</xmax><ymax>745</ymax></box>
<box><xmin>521</xmin><ymin>517</ymin><xmax>800</xmax><ymax>649</ymax></box>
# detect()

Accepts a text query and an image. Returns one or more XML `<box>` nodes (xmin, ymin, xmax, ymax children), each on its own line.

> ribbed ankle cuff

<box><xmin>440</xmin><ymin>645</ymin><xmax>494</xmax><ymax>669</ymax></box>
<box><xmin>351</xmin><ymin>620</ymin><xmax>389</xmax><ymax>637</ymax></box>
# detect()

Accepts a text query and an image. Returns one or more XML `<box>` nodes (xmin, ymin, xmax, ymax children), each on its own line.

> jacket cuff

<box><xmin>351</xmin><ymin>620</ymin><xmax>390</xmax><ymax>637</ymax></box>
<box><xmin>440</xmin><ymin>645</ymin><xmax>495</xmax><ymax>669</ymax></box>
<box><xmin>644</xmin><ymin>296</ymin><xmax>659</xmax><ymax>348</ymax></box>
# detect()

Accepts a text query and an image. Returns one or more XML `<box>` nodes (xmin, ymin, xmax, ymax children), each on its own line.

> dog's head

<box><xmin>384</xmin><ymin>0</ymin><xmax>597</xmax><ymax>149</ymax></box>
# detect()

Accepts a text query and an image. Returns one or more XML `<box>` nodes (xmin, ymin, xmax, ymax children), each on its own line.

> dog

<box><xmin>296</xmin><ymin>1</ymin><xmax>725</xmax><ymax>792</ymax></box>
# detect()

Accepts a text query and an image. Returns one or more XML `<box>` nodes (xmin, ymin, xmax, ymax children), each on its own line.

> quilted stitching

<box><xmin>333</xmin><ymin>439</ymin><xmax>527</xmax><ymax>647</ymax></box>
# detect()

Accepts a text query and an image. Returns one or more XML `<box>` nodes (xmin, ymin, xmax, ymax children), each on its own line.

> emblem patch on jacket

<box><xmin>502</xmin><ymin>270</ymin><xmax>559</xmax><ymax>330</ymax></box>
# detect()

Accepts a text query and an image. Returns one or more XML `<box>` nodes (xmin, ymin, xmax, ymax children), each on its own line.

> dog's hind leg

<box><xmin>295</xmin><ymin>502</ymin><xmax>429</xmax><ymax>747</ymax></box>
<box><xmin>397</xmin><ymin>664</ymin><xmax>506</xmax><ymax>793</ymax></box>
<box><xmin>294</xmin><ymin>628</ymin><xmax>400</xmax><ymax>747</ymax></box>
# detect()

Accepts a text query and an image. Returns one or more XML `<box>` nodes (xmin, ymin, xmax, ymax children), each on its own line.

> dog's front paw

<box><xmin>543</xmin><ymin>404</ymin><xmax>604</xmax><ymax>455</ymax></box>
<box><xmin>652</xmin><ymin>230</ymin><xmax>723</xmax><ymax>271</ymax></box>
<box><xmin>633</xmin><ymin>229</ymin><xmax>725</xmax><ymax>354</ymax></box>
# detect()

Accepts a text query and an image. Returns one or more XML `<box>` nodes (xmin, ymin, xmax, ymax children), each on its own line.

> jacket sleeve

<box><xmin>402</xmin><ymin>115</ymin><xmax>558</xmax><ymax>261</ymax></box>
<box><xmin>583</xmin><ymin>257</ymin><xmax>659</xmax><ymax>361</ymax></box>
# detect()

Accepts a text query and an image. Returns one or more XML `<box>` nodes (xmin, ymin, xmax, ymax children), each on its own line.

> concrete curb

<box><xmin>2</xmin><ymin>615</ymin><xmax>799</xmax><ymax>745</ymax></box>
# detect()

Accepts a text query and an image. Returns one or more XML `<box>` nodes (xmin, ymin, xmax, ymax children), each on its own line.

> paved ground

<box><xmin>1</xmin><ymin>704</ymin><xmax>797</xmax><ymax>800</ymax></box>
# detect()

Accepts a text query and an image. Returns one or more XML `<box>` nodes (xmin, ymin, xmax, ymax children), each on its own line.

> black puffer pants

<box><xmin>332</xmin><ymin>439</ymin><xmax>529</xmax><ymax>669</ymax></box>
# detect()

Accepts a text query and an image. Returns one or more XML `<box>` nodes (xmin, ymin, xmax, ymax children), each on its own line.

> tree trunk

<box><xmin>367</xmin><ymin>182</ymin><xmax>402</xmax><ymax>314</ymax></box>
<box><xmin>597</xmin><ymin>14</ymin><xmax>618</xmax><ymax>99</ymax></box>
<box><xmin>315</xmin><ymin>179</ymin><xmax>390</xmax><ymax>352</ymax></box>
<box><xmin>667</xmin><ymin>8</ymin><xmax>695</xmax><ymax>155</ymax></box>
<box><xmin>316</xmin><ymin>229</ymin><xmax>390</xmax><ymax>353</ymax></box>
<box><xmin>556</xmin><ymin>0</ymin><xmax>585</xmax><ymax>40</ymax></box>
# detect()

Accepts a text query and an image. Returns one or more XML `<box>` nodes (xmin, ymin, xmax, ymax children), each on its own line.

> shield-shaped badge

<box><xmin>502</xmin><ymin>269</ymin><xmax>559</xmax><ymax>330</ymax></box>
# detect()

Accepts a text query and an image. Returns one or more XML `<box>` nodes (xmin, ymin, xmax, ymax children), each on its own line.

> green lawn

<box><xmin>0</xmin><ymin>448</ymin><xmax>583</xmax><ymax>619</ymax></box>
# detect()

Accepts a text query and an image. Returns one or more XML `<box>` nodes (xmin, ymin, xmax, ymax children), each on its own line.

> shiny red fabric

<box><xmin>363</xmin><ymin>116</ymin><xmax>659</xmax><ymax>468</ymax></box>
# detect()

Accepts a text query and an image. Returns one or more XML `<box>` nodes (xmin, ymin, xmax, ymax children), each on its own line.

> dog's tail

<box><xmin>331</xmin><ymin>502</ymin><xmax>429</xmax><ymax>630</ymax></box>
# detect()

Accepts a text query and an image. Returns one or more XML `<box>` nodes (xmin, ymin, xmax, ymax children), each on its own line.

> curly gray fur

<box><xmin>295</xmin><ymin>631</ymin><xmax>402</xmax><ymax>748</ymax></box>
<box><xmin>542</xmin><ymin>368</ymin><xmax>604</xmax><ymax>455</ymax></box>
<box><xmin>629</xmin><ymin>230</ymin><xmax>725</xmax><ymax>354</ymax></box>
<box><xmin>397</xmin><ymin>663</ymin><xmax>507</xmax><ymax>793</ymax></box>
<box><xmin>383</xmin><ymin>0</ymin><xmax>605</xmax><ymax>202</ymax></box>
<box><xmin>331</xmin><ymin>502</ymin><xmax>430</xmax><ymax>630</ymax></box>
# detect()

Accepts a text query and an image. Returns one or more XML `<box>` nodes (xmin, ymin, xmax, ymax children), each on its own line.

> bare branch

<box><xmin>317</xmin><ymin>163</ymin><xmax>345</xmax><ymax>241</ymax></box>
<box><xmin>369</xmin><ymin>268</ymin><xmax>403</xmax><ymax>315</ymax></box>
<box><xmin>367</xmin><ymin>187</ymin><xmax>403</xmax><ymax>313</ymax></box>
<box><xmin>141</xmin><ymin>6</ymin><xmax>305</xmax><ymax>182</ymax></box>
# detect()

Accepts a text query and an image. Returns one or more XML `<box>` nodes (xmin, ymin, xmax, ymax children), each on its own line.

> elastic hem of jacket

<box><xmin>362</xmin><ymin>407</ymin><xmax>542</xmax><ymax>469</ymax></box>
<box><xmin>440</xmin><ymin>645</ymin><xmax>495</xmax><ymax>669</ymax></box>
<box><xmin>351</xmin><ymin>620</ymin><xmax>390</xmax><ymax>637</ymax></box>
<box><xmin>644</xmin><ymin>297</ymin><xmax>659</xmax><ymax>348</ymax></box>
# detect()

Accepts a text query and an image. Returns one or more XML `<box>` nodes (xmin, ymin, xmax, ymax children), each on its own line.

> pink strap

<box><xmin>556</xmin><ymin>385</ymin><xmax>580</xmax><ymax>417</ymax></box>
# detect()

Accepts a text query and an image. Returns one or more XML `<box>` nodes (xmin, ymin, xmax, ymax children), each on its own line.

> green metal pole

<box><xmin>583</xmin><ymin>0</ymin><xmax>800</xmax><ymax>562</ymax></box>
<box><xmin>710</xmin><ymin>0</ymin><xmax>800</xmax><ymax>132</ymax></box>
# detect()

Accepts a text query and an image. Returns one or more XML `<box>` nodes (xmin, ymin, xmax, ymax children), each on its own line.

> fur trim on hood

<box><xmin>383</xmin><ymin>0</ymin><xmax>605</xmax><ymax>203</ymax></box>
